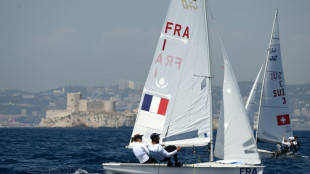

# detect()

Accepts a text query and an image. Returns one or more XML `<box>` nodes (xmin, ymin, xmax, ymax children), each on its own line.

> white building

<box><xmin>119</xmin><ymin>79</ymin><xmax>141</xmax><ymax>90</ymax></box>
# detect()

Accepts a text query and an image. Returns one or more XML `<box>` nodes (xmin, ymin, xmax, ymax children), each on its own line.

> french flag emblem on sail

<box><xmin>141</xmin><ymin>94</ymin><xmax>169</xmax><ymax>116</ymax></box>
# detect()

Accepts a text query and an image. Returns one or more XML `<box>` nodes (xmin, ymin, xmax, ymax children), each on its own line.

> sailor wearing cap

<box><xmin>131</xmin><ymin>134</ymin><xmax>156</xmax><ymax>163</ymax></box>
<box><xmin>292</xmin><ymin>136</ymin><xmax>300</xmax><ymax>153</ymax></box>
<box><xmin>288</xmin><ymin>137</ymin><xmax>295</xmax><ymax>141</ymax></box>
<box><xmin>148</xmin><ymin>133</ymin><xmax>182</xmax><ymax>167</ymax></box>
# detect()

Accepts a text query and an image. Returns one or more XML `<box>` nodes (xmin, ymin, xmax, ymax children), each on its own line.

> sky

<box><xmin>0</xmin><ymin>0</ymin><xmax>309</xmax><ymax>92</ymax></box>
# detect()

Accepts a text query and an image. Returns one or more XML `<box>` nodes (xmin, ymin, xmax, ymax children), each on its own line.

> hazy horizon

<box><xmin>1</xmin><ymin>0</ymin><xmax>309</xmax><ymax>92</ymax></box>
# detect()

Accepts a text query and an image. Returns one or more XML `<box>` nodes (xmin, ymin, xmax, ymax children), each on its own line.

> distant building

<box><xmin>118</xmin><ymin>79</ymin><xmax>129</xmax><ymax>90</ymax></box>
<box><xmin>53</xmin><ymin>88</ymin><xmax>65</xmax><ymax>95</ymax></box>
<box><xmin>301</xmin><ymin>107</ymin><xmax>307</xmax><ymax>116</ymax></box>
<box><xmin>31</xmin><ymin>111</ymin><xmax>40</xmax><ymax>117</ymax></box>
<box><xmin>128</xmin><ymin>80</ymin><xmax>135</xmax><ymax>90</ymax></box>
<box><xmin>22</xmin><ymin>95</ymin><xmax>35</xmax><ymax>99</ymax></box>
<box><xmin>294</xmin><ymin>109</ymin><xmax>301</xmax><ymax>116</ymax></box>
<box><xmin>21</xmin><ymin>109</ymin><xmax>27</xmax><ymax>116</ymax></box>
<box><xmin>118</xmin><ymin>79</ymin><xmax>141</xmax><ymax>90</ymax></box>
<box><xmin>48</xmin><ymin>102</ymin><xmax>57</xmax><ymax>107</ymax></box>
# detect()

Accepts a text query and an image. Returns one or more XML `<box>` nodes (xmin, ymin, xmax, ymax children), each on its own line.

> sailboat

<box><xmin>254</xmin><ymin>10</ymin><xmax>293</xmax><ymax>158</ymax></box>
<box><xmin>214</xmin><ymin>42</ymin><xmax>262</xmax><ymax>165</ymax></box>
<box><xmin>103</xmin><ymin>0</ymin><xmax>264</xmax><ymax>173</ymax></box>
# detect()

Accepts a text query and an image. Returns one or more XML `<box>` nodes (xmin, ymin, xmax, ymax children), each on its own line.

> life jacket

<box><xmin>292</xmin><ymin>141</ymin><xmax>299</xmax><ymax>153</ymax></box>
<box><xmin>282</xmin><ymin>144</ymin><xmax>290</xmax><ymax>153</ymax></box>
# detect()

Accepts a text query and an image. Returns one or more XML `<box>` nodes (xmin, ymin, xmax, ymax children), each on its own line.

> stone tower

<box><xmin>67</xmin><ymin>92</ymin><xmax>81</xmax><ymax>112</ymax></box>
<box><xmin>104</xmin><ymin>100</ymin><xmax>116</xmax><ymax>112</ymax></box>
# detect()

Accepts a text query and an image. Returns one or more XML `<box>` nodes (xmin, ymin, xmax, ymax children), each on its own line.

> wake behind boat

<box><xmin>103</xmin><ymin>0</ymin><xmax>264</xmax><ymax>173</ymax></box>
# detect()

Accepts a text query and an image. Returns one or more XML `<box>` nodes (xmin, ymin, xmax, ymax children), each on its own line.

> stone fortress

<box><xmin>39</xmin><ymin>92</ymin><xmax>136</xmax><ymax>128</ymax></box>
<box><xmin>67</xmin><ymin>92</ymin><xmax>116</xmax><ymax>113</ymax></box>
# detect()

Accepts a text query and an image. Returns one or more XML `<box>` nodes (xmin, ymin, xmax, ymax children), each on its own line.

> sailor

<box><xmin>131</xmin><ymin>134</ymin><xmax>157</xmax><ymax>163</ymax></box>
<box><xmin>148</xmin><ymin>133</ymin><xmax>182</xmax><ymax>167</ymax></box>
<box><xmin>281</xmin><ymin>136</ymin><xmax>295</xmax><ymax>155</ymax></box>
<box><xmin>292</xmin><ymin>136</ymin><xmax>300</xmax><ymax>153</ymax></box>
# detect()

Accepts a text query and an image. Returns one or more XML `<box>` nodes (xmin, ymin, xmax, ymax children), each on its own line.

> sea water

<box><xmin>0</xmin><ymin>128</ymin><xmax>309</xmax><ymax>174</ymax></box>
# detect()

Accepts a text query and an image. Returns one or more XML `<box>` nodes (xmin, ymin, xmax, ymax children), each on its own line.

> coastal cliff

<box><xmin>39</xmin><ymin>111</ymin><xmax>136</xmax><ymax>128</ymax></box>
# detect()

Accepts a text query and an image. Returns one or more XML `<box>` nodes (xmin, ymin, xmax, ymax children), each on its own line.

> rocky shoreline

<box><xmin>39</xmin><ymin>111</ymin><xmax>136</xmax><ymax>128</ymax></box>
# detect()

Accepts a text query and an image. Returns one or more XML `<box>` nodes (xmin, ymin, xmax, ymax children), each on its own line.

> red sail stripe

<box><xmin>157</xmin><ymin>98</ymin><xmax>169</xmax><ymax>116</ymax></box>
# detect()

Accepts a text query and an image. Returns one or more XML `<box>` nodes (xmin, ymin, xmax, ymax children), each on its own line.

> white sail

<box><xmin>245</xmin><ymin>64</ymin><xmax>264</xmax><ymax>130</ymax></box>
<box><xmin>215</xmin><ymin>43</ymin><xmax>261</xmax><ymax>165</ymax></box>
<box><xmin>214</xmin><ymin>98</ymin><xmax>224</xmax><ymax>159</ymax></box>
<box><xmin>257</xmin><ymin>10</ymin><xmax>293</xmax><ymax>143</ymax></box>
<box><xmin>129</xmin><ymin>0</ymin><xmax>212</xmax><ymax>147</ymax></box>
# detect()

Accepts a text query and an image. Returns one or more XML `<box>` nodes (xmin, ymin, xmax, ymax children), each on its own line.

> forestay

<box><xmin>214</xmin><ymin>43</ymin><xmax>261</xmax><ymax>165</ymax></box>
<box><xmin>129</xmin><ymin>0</ymin><xmax>212</xmax><ymax>147</ymax></box>
<box><xmin>257</xmin><ymin>10</ymin><xmax>293</xmax><ymax>144</ymax></box>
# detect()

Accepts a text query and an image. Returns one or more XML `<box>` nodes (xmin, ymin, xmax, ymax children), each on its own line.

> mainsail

<box><xmin>256</xmin><ymin>10</ymin><xmax>293</xmax><ymax>143</ymax></box>
<box><xmin>129</xmin><ymin>0</ymin><xmax>212</xmax><ymax>147</ymax></box>
<box><xmin>245</xmin><ymin>64</ymin><xmax>264</xmax><ymax>130</ymax></box>
<box><xmin>215</xmin><ymin>43</ymin><xmax>261</xmax><ymax>165</ymax></box>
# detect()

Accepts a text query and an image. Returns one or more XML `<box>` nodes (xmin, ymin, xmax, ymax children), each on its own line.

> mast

<box><xmin>256</xmin><ymin>9</ymin><xmax>278</xmax><ymax>141</ymax></box>
<box><xmin>205</xmin><ymin>0</ymin><xmax>213</xmax><ymax>162</ymax></box>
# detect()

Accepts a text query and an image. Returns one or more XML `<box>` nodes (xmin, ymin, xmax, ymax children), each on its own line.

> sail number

<box><xmin>155</xmin><ymin>53</ymin><xmax>182</xmax><ymax>70</ymax></box>
<box><xmin>268</xmin><ymin>47</ymin><xmax>277</xmax><ymax>61</ymax></box>
<box><xmin>182</xmin><ymin>0</ymin><xmax>198</xmax><ymax>11</ymax></box>
<box><xmin>270</xmin><ymin>72</ymin><xmax>282</xmax><ymax>80</ymax></box>
<box><xmin>269</xmin><ymin>47</ymin><xmax>277</xmax><ymax>53</ymax></box>
<box><xmin>165</xmin><ymin>22</ymin><xmax>189</xmax><ymax>39</ymax></box>
<box><xmin>273</xmin><ymin>89</ymin><xmax>286</xmax><ymax>104</ymax></box>
<box><xmin>240</xmin><ymin>168</ymin><xmax>258</xmax><ymax>174</ymax></box>
<box><xmin>153</xmin><ymin>21</ymin><xmax>190</xmax><ymax>78</ymax></box>
<box><xmin>271</xmin><ymin>72</ymin><xmax>286</xmax><ymax>104</ymax></box>
<box><xmin>269</xmin><ymin>55</ymin><xmax>278</xmax><ymax>61</ymax></box>
<box><xmin>273</xmin><ymin>88</ymin><xmax>285</xmax><ymax>97</ymax></box>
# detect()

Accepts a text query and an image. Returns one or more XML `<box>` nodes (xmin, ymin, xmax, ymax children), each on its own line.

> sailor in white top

<box><xmin>281</xmin><ymin>136</ymin><xmax>295</xmax><ymax>154</ymax></box>
<box><xmin>148</xmin><ymin>133</ymin><xmax>182</xmax><ymax>167</ymax></box>
<box><xmin>148</xmin><ymin>143</ymin><xmax>177</xmax><ymax>161</ymax></box>
<box><xmin>282</xmin><ymin>136</ymin><xmax>293</xmax><ymax>147</ymax></box>
<box><xmin>131</xmin><ymin>134</ymin><xmax>156</xmax><ymax>163</ymax></box>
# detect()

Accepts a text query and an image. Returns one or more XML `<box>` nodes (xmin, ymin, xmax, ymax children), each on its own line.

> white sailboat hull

<box><xmin>103</xmin><ymin>162</ymin><xmax>264</xmax><ymax>174</ymax></box>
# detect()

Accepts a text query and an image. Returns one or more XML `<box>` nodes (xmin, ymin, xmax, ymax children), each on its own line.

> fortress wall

<box><xmin>46</xmin><ymin>110</ymin><xmax>71</xmax><ymax>119</ymax></box>
<box><xmin>79</xmin><ymin>100</ymin><xmax>87</xmax><ymax>112</ymax></box>
<box><xmin>87</xmin><ymin>100</ymin><xmax>105</xmax><ymax>113</ymax></box>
